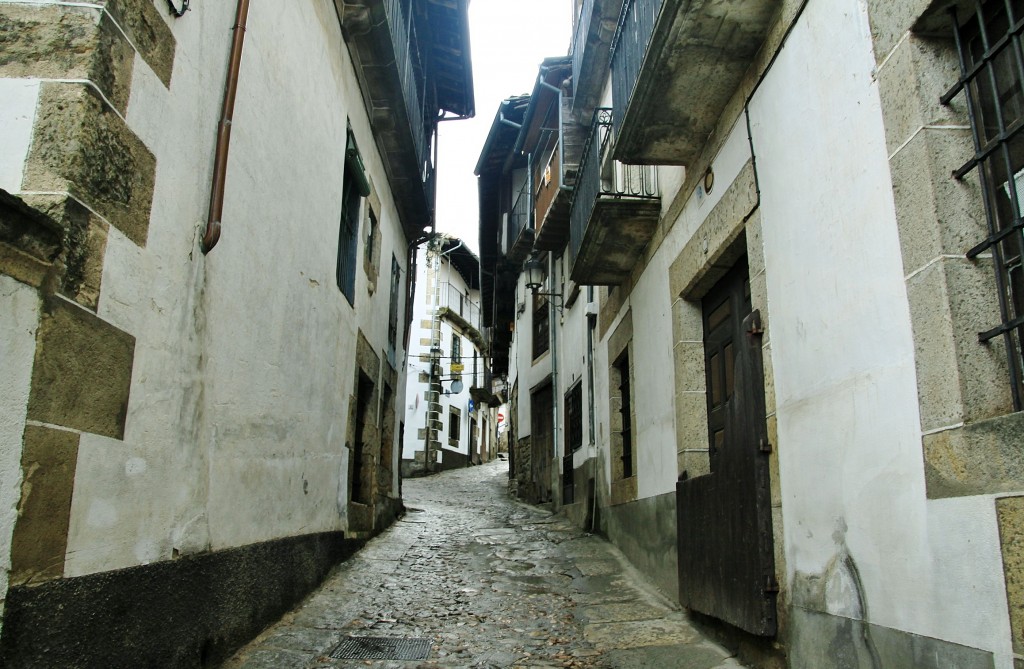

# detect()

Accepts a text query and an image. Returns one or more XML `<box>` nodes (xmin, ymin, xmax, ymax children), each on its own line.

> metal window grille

<box><xmin>565</xmin><ymin>382</ymin><xmax>583</xmax><ymax>453</ymax></box>
<box><xmin>615</xmin><ymin>351</ymin><xmax>633</xmax><ymax>479</ymax></box>
<box><xmin>388</xmin><ymin>255</ymin><xmax>401</xmax><ymax>353</ymax></box>
<box><xmin>533</xmin><ymin>295</ymin><xmax>550</xmax><ymax>359</ymax></box>
<box><xmin>449</xmin><ymin>407</ymin><xmax>461</xmax><ymax>442</ymax></box>
<box><xmin>451</xmin><ymin>334</ymin><xmax>461</xmax><ymax>365</ymax></box>
<box><xmin>945</xmin><ymin>0</ymin><xmax>1024</xmax><ymax>410</ymax></box>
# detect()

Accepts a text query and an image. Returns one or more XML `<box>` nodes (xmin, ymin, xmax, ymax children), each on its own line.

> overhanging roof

<box><xmin>476</xmin><ymin>96</ymin><xmax>530</xmax><ymax>329</ymax></box>
<box><xmin>441</xmin><ymin>237</ymin><xmax>481</xmax><ymax>290</ymax></box>
<box><xmin>425</xmin><ymin>0</ymin><xmax>475</xmax><ymax>118</ymax></box>
<box><xmin>514</xmin><ymin>57</ymin><xmax>572</xmax><ymax>155</ymax></box>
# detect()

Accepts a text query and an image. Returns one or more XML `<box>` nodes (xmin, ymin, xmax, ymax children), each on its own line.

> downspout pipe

<box><xmin>537</xmin><ymin>77</ymin><xmax>573</xmax><ymax>194</ymax></box>
<box><xmin>202</xmin><ymin>0</ymin><xmax>251</xmax><ymax>254</ymax></box>
<box><xmin>499</xmin><ymin>111</ymin><xmax>522</xmax><ymax>130</ymax></box>
<box><xmin>740</xmin><ymin>0</ymin><xmax>810</xmax><ymax>222</ymax></box>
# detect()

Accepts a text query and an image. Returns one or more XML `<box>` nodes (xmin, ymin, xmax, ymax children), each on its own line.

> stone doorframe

<box><xmin>667</xmin><ymin>157</ymin><xmax>785</xmax><ymax>625</ymax></box>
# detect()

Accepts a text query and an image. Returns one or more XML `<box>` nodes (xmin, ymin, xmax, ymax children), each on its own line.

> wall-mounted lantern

<box><xmin>523</xmin><ymin>251</ymin><xmax>564</xmax><ymax>312</ymax></box>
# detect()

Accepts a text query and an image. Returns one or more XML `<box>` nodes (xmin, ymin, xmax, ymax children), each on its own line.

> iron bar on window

<box><xmin>946</xmin><ymin>0</ymin><xmax>1024</xmax><ymax>409</ymax></box>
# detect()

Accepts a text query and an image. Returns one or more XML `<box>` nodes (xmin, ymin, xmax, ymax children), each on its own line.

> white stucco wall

<box><xmin>0</xmin><ymin>78</ymin><xmax>38</xmax><ymax>194</ymax></box>
<box><xmin>61</xmin><ymin>0</ymin><xmax>410</xmax><ymax>574</ymax></box>
<box><xmin>748</xmin><ymin>0</ymin><xmax>1010</xmax><ymax>661</ymax></box>
<box><xmin>0</xmin><ymin>276</ymin><xmax>39</xmax><ymax>630</ymax></box>
<box><xmin>402</xmin><ymin>248</ymin><xmax>483</xmax><ymax>463</ymax></box>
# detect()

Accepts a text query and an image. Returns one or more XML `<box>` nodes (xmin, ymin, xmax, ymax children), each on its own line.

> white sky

<box><xmin>434</xmin><ymin>0</ymin><xmax>574</xmax><ymax>255</ymax></box>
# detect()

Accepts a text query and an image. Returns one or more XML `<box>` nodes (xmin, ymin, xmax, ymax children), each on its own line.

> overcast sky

<box><xmin>434</xmin><ymin>0</ymin><xmax>573</xmax><ymax>255</ymax></box>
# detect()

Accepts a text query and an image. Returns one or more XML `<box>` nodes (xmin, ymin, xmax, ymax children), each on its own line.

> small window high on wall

<box><xmin>337</xmin><ymin>126</ymin><xmax>370</xmax><ymax>305</ymax></box>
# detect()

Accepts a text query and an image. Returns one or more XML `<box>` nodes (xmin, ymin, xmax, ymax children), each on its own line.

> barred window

<box><xmin>388</xmin><ymin>255</ymin><xmax>401</xmax><ymax>355</ymax></box>
<box><xmin>533</xmin><ymin>295</ymin><xmax>550</xmax><ymax>360</ymax></box>
<box><xmin>565</xmin><ymin>381</ymin><xmax>583</xmax><ymax>453</ymax></box>
<box><xmin>337</xmin><ymin>127</ymin><xmax>370</xmax><ymax>304</ymax></box>
<box><xmin>449</xmin><ymin>407</ymin><xmax>461</xmax><ymax>443</ymax></box>
<box><xmin>947</xmin><ymin>0</ymin><xmax>1024</xmax><ymax>409</ymax></box>
<box><xmin>452</xmin><ymin>334</ymin><xmax>462</xmax><ymax>364</ymax></box>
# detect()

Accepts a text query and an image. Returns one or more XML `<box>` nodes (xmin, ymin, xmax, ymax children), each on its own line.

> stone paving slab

<box><xmin>222</xmin><ymin>460</ymin><xmax>745</xmax><ymax>669</ymax></box>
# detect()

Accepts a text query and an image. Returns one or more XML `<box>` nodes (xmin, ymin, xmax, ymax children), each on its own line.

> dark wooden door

<box><xmin>677</xmin><ymin>260</ymin><xmax>777</xmax><ymax>636</ymax></box>
<box><xmin>531</xmin><ymin>384</ymin><xmax>554</xmax><ymax>504</ymax></box>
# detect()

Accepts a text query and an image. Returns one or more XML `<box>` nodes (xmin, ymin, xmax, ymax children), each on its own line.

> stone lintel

<box><xmin>669</xmin><ymin>160</ymin><xmax>757</xmax><ymax>302</ymax></box>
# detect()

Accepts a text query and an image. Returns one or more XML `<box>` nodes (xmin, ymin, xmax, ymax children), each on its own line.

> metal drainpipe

<box><xmin>537</xmin><ymin>75</ymin><xmax>572</xmax><ymax>194</ymax></box>
<box><xmin>202</xmin><ymin>0</ymin><xmax>251</xmax><ymax>254</ymax></box>
<box><xmin>500</xmin><ymin>103</ymin><xmax>522</xmax><ymax>129</ymax></box>
<box><xmin>586</xmin><ymin>285</ymin><xmax>598</xmax><ymax>531</ymax></box>
<box><xmin>549</xmin><ymin>251</ymin><xmax>560</xmax><ymax>502</ymax></box>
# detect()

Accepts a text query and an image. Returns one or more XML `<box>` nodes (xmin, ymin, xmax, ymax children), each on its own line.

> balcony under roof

<box><xmin>337</xmin><ymin>0</ymin><xmax>474</xmax><ymax>236</ymax></box>
<box><xmin>569</xmin><ymin>109</ymin><xmax>660</xmax><ymax>285</ymax></box>
<box><xmin>571</xmin><ymin>0</ymin><xmax>625</xmax><ymax>119</ymax></box>
<box><xmin>515</xmin><ymin>57</ymin><xmax>581</xmax><ymax>253</ymax></box>
<box><xmin>612</xmin><ymin>0</ymin><xmax>779</xmax><ymax>165</ymax></box>
<box><xmin>476</xmin><ymin>96</ymin><xmax>530</xmax><ymax>328</ymax></box>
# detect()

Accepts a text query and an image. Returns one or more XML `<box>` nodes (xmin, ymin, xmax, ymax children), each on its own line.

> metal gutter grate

<box><xmin>328</xmin><ymin>636</ymin><xmax>432</xmax><ymax>660</ymax></box>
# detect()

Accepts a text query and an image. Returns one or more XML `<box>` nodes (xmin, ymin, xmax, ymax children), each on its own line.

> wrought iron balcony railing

<box><xmin>505</xmin><ymin>180</ymin><xmax>533</xmax><ymax>260</ymax></box>
<box><xmin>569</xmin><ymin>108</ymin><xmax>658</xmax><ymax>269</ymax></box>
<box><xmin>440</xmin><ymin>282</ymin><xmax>481</xmax><ymax>331</ymax></box>
<box><xmin>572</xmin><ymin>0</ymin><xmax>597</xmax><ymax>100</ymax></box>
<box><xmin>384</xmin><ymin>0</ymin><xmax>433</xmax><ymax>186</ymax></box>
<box><xmin>610</xmin><ymin>0</ymin><xmax>664</xmax><ymax>138</ymax></box>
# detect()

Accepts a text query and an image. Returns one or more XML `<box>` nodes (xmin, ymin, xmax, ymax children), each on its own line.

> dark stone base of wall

<box><xmin>789</xmin><ymin>607</ymin><xmax>994</xmax><ymax>669</ymax></box>
<box><xmin>561</xmin><ymin>459</ymin><xmax>597</xmax><ymax>530</ymax></box>
<box><xmin>0</xmin><ymin>531</ymin><xmax>367</xmax><ymax>668</ymax></box>
<box><xmin>438</xmin><ymin>447</ymin><xmax>469</xmax><ymax>471</ymax></box>
<box><xmin>374</xmin><ymin>495</ymin><xmax>403</xmax><ymax>530</ymax></box>
<box><xmin>401</xmin><ymin>456</ymin><xmax>426</xmax><ymax>478</ymax></box>
<box><xmin>601</xmin><ymin>490</ymin><xmax>679</xmax><ymax>598</ymax></box>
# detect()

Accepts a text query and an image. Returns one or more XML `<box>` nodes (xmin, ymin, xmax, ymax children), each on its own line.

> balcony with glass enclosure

<box><xmin>568</xmin><ymin>109</ymin><xmax>660</xmax><ymax>285</ymax></box>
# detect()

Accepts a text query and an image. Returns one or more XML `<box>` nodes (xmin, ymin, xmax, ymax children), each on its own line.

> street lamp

<box><xmin>523</xmin><ymin>251</ymin><xmax>564</xmax><ymax>310</ymax></box>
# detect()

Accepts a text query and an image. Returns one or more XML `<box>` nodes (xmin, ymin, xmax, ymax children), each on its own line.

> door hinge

<box><xmin>746</xmin><ymin>310</ymin><xmax>764</xmax><ymax>335</ymax></box>
<box><xmin>759</xmin><ymin>437</ymin><xmax>773</xmax><ymax>454</ymax></box>
<box><xmin>765</xmin><ymin>575</ymin><xmax>780</xmax><ymax>594</ymax></box>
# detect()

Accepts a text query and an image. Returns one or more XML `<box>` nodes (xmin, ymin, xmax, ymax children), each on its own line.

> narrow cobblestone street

<box><xmin>222</xmin><ymin>460</ymin><xmax>745</xmax><ymax>669</ymax></box>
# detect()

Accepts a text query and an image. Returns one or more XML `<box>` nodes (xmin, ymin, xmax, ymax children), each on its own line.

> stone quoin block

<box><xmin>10</xmin><ymin>425</ymin><xmax>81</xmax><ymax>584</ymax></box>
<box><xmin>23</xmin><ymin>82</ymin><xmax>156</xmax><ymax>247</ymax></box>
<box><xmin>0</xmin><ymin>4</ymin><xmax>135</xmax><ymax>113</ymax></box>
<box><xmin>889</xmin><ymin>127</ymin><xmax>986</xmax><ymax>276</ymax></box>
<box><xmin>27</xmin><ymin>296</ymin><xmax>135</xmax><ymax>439</ymax></box>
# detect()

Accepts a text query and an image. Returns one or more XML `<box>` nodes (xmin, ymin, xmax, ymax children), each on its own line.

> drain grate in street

<box><xmin>328</xmin><ymin>636</ymin><xmax>432</xmax><ymax>660</ymax></box>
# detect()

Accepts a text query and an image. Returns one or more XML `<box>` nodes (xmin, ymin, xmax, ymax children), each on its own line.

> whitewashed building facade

<box><xmin>0</xmin><ymin>0</ymin><xmax>472</xmax><ymax>664</ymax></box>
<box><xmin>479</xmin><ymin>0</ymin><xmax>1024</xmax><ymax>667</ymax></box>
<box><xmin>402</xmin><ymin>235</ymin><xmax>497</xmax><ymax>475</ymax></box>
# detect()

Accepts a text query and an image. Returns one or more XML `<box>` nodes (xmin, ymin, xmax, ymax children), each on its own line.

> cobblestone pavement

<box><xmin>223</xmin><ymin>460</ymin><xmax>746</xmax><ymax>669</ymax></box>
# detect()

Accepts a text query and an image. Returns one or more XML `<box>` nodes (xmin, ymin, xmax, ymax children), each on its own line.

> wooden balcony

<box><xmin>534</xmin><ymin>146</ymin><xmax>573</xmax><ymax>251</ymax></box>
<box><xmin>569</xmin><ymin>109</ymin><xmax>660</xmax><ymax>285</ymax></box>
<box><xmin>611</xmin><ymin>0</ymin><xmax>779</xmax><ymax>165</ymax></box>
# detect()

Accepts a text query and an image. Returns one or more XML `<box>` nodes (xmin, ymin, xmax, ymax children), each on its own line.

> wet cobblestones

<box><xmin>223</xmin><ymin>460</ymin><xmax>745</xmax><ymax>669</ymax></box>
